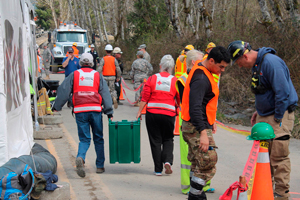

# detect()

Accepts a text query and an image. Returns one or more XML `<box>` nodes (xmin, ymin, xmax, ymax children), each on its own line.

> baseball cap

<box><xmin>68</xmin><ymin>47</ymin><xmax>74</xmax><ymax>53</ymax></box>
<box><xmin>79</xmin><ymin>53</ymin><xmax>94</xmax><ymax>67</ymax></box>
<box><xmin>136</xmin><ymin>51</ymin><xmax>144</xmax><ymax>56</ymax></box>
<box><xmin>113</xmin><ymin>47</ymin><xmax>123</xmax><ymax>54</ymax></box>
<box><xmin>138</xmin><ymin>44</ymin><xmax>146</xmax><ymax>49</ymax></box>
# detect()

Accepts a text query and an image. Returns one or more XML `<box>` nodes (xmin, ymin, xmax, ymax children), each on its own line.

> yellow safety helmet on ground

<box><xmin>73</xmin><ymin>42</ymin><xmax>77</xmax><ymax>47</ymax></box>
<box><xmin>206</xmin><ymin>42</ymin><xmax>216</xmax><ymax>52</ymax></box>
<box><xmin>184</xmin><ymin>45</ymin><xmax>194</xmax><ymax>52</ymax></box>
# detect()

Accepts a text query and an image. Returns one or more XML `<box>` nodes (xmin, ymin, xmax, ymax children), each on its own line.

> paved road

<box><xmin>36</xmin><ymin>73</ymin><xmax>300</xmax><ymax>200</ymax></box>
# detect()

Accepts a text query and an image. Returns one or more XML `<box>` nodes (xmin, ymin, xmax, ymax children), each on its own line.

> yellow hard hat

<box><xmin>184</xmin><ymin>45</ymin><xmax>194</xmax><ymax>51</ymax></box>
<box><xmin>206</xmin><ymin>42</ymin><xmax>216</xmax><ymax>51</ymax></box>
<box><xmin>73</xmin><ymin>42</ymin><xmax>77</xmax><ymax>47</ymax></box>
<box><xmin>181</xmin><ymin>50</ymin><xmax>185</xmax><ymax>54</ymax></box>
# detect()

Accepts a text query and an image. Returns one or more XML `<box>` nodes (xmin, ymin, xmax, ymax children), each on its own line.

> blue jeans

<box><xmin>75</xmin><ymin>112</ymin><xmax>105</xmax><ymax>168</ymax></box>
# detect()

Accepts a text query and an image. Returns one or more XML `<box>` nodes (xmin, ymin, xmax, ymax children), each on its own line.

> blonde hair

<box><xmin>186</xmin><ymin>50</ymin><xmax>204</xmax><ymax>68</ymax></box>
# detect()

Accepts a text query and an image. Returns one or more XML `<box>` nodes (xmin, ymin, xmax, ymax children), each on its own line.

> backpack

<box><xmin>0</xmin><ymin>165</ymin><xmax>34</xmax><ymax>200</ymax></box>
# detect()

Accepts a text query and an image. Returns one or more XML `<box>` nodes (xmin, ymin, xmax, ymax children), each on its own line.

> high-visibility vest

<box><xmin>102</xmin><ymin>55</ymin><xmax>116</xmax><ymax>76</ymax></box>
<box><xmin>175</xmin><ymin>72</ymin><xmax>188</xmax><ymax>105</ymax></box>
<box><xmin>37</xmin><ymin>55</ymin><xmax>41</xmax><ymax>73</ymax></box>
<box><xmin>72</xmin><ymin>68</ymin><xmax>102</xmax><ymax>113</ymax></box>
<box><xmin>147</xmin><ymin>72</ymin><xmax>177</xmax><ymax>116</ymax></box>
<box><xmin>181</xmin><ymin>62</ymin><xmax>219</xmax><ymax>125</ymax></box>
<box><xmin>175</xmin><ymin>55</ymin><xmax>187</xmax><ymax>78</ymax></box>
<box><xmin>202</xmin><ymin>54</ymin><xmax>220</xmax><ymax>83</ymax></box>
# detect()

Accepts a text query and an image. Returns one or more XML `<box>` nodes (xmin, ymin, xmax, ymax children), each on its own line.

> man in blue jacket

<box><xmin>228</xmin><ymin>41</ymin><xmax>298</xmax><ymax>200</ymax></box>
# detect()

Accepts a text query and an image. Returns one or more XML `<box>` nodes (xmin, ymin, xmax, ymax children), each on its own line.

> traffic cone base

<box><xmin>174</xmin><ymin>115</ymin><xmax>180</xmax><ymax>136</ymax></box>
<box><xmin>250</xmin><ymin>141</ymin><xmax>274</xmax><ymax>200</ymax></box>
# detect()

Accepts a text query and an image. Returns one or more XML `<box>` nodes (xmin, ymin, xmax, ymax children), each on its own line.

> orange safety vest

<box><xmin>175</xmin><ymin>55</ymin><xmax>187</xmax><ymax>78</ymax></box>
<box><xmin>72</xmin><ymin>68</ymin><xmax>102</xmax><ymax>113</ymax></box>
<box><xmin>37</xmin><ymin>55</ymin><xmax>41</xmax><ymax>73</ymax></box>
<box><xmin>147</xmin><ymin>72</ymin><xmax>177</xmax><ymax>116</ymax></box>
<box><xmin>66</xmin><ymin>46</ymin><xmax>79</xmax><ymax>58</ymax></box>
<box><xmin>102</xmin><ymin>55</ymin><xmax>116</xmax><ymax>76</ymax></box>
<box><xmin>181</xmin><ymin>62</ymin><xmax>219</xmax><ymax>125</ymax></box>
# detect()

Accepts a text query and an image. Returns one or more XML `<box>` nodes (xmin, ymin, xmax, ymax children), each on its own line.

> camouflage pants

<box><xmin>181</xmin><ymin>120</ymin><xmax>218</xmax><ymax>181</ymax></box>
<box><xmin>44</xmin><ymin>62</ymin><xmax>50</xmax><ymax>76</ymax></box>
<box><xmin>104</xmin><ymin>76</ymin><xmax>117</xmax><ymax>99</ymax></box>
<box><xmin>134</xmin><ymin>76</ymin><xmax>147</xmax><ymax>102</ymax></box>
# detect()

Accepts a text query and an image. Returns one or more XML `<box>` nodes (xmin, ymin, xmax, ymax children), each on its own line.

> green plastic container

<box><xmin>109</xmin><ymin>119</ymin><xmax>141</xmax><ymax>164</ymax></box>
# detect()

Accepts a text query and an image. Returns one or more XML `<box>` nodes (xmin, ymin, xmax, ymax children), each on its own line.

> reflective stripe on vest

<box><xmin>147</xmin><ymin>73</ymin><xmax>176</xmax><ymax>113</ymax></box>
<box><xmin>181</xmin><ymin>164</ymin><xmax>191</xmax><ymax>170</ymax></box>
<box><xmin>102</xmin><ymin>56</ymin><xmax>116</xmax><ymax>76</ymax></box>
<box><xmin>175</xmin><ymin>55</ymin><xmax>186</xmax><ymax>78</ymax></box>
<box><xmin>181</xmin><ymin>62</ymin><xmax>219</xmax><ymax>125</ymax></box>
<box><xmin>213</xmin><ymin>73</ymin><xmax>219</xmax><ymax>83</ymax></box>
<box><xmin>175</xmin><ymin>73</ymin><xmax>188</xmax><ymax>93</ymax></box>
<box><xmin>147</xmin><ymin>103</ymin><xmax>175</xmax><ymax>110</ymax></box>
<box><xmin>73</xmin><ymin>68</ymin><xmax>102</xmax><ymax>113</ymax></box>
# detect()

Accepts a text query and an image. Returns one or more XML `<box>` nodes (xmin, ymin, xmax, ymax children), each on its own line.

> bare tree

<box><xmin>97</xmin><ymin>0</ymin><xmax>109</xmax><ymax>42</ymax></box>
<box><xmin>110</xmin><ymin>0</ymin><xmax>118</xmax><ymax>36</ymax></box>
<box><xmin>68</xmin><ymin>0</ymin><xmax>75</xmax><ymax>22</ymax></box>
<box><xmin>183</xmin><ymin>0</ymin><xmax>198</xmax><ymax>39</ymax></box>
<box><xmin>284</xmin><ymin>0</ymin><xmax>300</xmax><ymax>28</ymax></box>
<box><xmin>85</xmin><ymin>0</ymin><xmax>93</xmax><ymax>43</ymax></box>
<box><xmin>194</xmin><ymin>0</ymin><xmax>212</xmax><ymax>38</ymax></box>
<box><xmin>91</xmin><ymin>0</ymin><xmax>104</xmax><ymax>43</ymax></box>
<box><xmin>165</xmin><ymin>0</ymin><xmax>183</xmax><ymax>38</ymax></box>
<box><xmin>258</xmin><ymin>0</ymin><xmax>272</xmax><ymax>25</ymax></box>
<box><xmin>211</xmin><ymin>0</ymin><xmax>216</xmax><ymax>20</ymax></box>
<box><xmin>268</xmin><ymin>0</ymin><xmax>284</xmax><ymax>28</ymax></box>
<box><xmin>74</xmin><ymin>0</ymin><xmax>82</xmax><ymax>27</ymax></box>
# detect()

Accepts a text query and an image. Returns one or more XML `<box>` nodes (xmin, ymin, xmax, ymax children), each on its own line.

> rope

<box><xmin>121</xmin><ymin>77</ymin><xmax>144</xmax><ymax>92</ymax></box>
<box><xmin>122</xmin><ymin>87</ymin><xmax>141</xmax><ymax>105</ymax></box>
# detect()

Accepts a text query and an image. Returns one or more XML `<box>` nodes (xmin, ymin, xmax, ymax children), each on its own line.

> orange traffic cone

<box><xmin>141</xmin><ymin>104</ymin><xmax>147</xmax><ymax>114</ymax></box>
<box><xmin>250</xmin><ymin>141</ymin><xmax>274</xmax><ymax>200</ymax></box>
<box><xmin>173</xmin><ymin>116</ymin><xmax>180</xmax><ymax>136</ymax></box>
<box><xmin>119</xmin><ymin>83</ymin><xmax>125</xmax><ymax>101</ymax></box>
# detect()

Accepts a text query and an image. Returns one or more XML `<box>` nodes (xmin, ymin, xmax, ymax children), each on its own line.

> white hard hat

<box><xmin>112</xmin><ymin>47</ymin><xmax>122</xmax><ymax>54</ymax></box>
<box><xmin>90</xmin><ymin>44</ymin><xmax>95</xmax><ymax>48</ymax></box>
<box><xmin>105</xmin><ymin>44</ymin><xmax>113</xmax><ymax>51</ymax></box>
<box><xmin>79</xmin><ymin>53</ymin><xmax>94</xmax><ymax>67</ymax></box>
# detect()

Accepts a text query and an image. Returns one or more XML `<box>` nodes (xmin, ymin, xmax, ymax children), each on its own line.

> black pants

<box><xmin>115</xmin><ymin>79</ymin><xmax>121</xmax><ymax>102</ymax></box>
<box><xmin>145</xmin><ymin>111</ymin><xmax>175</xmax><ymax>173</ymax></box>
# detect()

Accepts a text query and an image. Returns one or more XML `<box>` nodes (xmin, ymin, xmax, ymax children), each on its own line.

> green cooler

<box><xmin>109</xmin><ymin>119</ymin><xmax>141</xmax><ymax>164</ymax></box>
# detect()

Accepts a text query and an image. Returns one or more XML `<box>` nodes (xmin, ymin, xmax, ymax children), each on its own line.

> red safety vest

<box><xmin>181</xmin><ymin>62</ymin><xmax>219</xmax><ymax>125</ymax></box>
<box><xmin>102</xmin><ymin>55</ymin><xmax>116</xmax><ymax>76</ymax></box>
<box><xmin>72</xmin><ymin>68</ymin><xmax>102</xmax><ymax>113</ymax></box>
<box><xmin>147</xmin><ymin>72</ymin><xmax>178</xmax><ymax>116</ymax></box>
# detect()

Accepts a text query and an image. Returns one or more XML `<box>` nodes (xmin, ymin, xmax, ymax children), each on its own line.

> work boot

<box><xmin>274</xmin><ymin>193</ymin><xmax>289</xmax><ymax>200</ymax></box>
<box><xmin>118</xmin><ymin>101</ymin><xmax>123</xmax><ymax>105</ymax></box>
<box><xmin>76</xmin><ymin>157</ymin><xmax>85</xmax><ymax>178</ymax></box>
<box><xmin>112</xmin><ymin>97</ymin><xmax>118</xmax><ymax>109</ymax></box>
<box><xmin>96</xmin><ymin>168</ymin><xmax>105</xmax><ymax>174</ymax></box>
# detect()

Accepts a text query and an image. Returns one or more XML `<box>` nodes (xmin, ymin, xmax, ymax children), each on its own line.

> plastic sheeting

<box><xmin>0</xmin><ymin>143</ymin><xmax>57</xmax><ymax>178</ymax></box>
<box><xmin>0</xmin><ymin>0</ymin><xmax>35</xmax><ymax>165</ymax></box>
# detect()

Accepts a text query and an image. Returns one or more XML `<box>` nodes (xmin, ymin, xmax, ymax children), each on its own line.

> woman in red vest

<box><xmin>136</xmin><ymin>55</ymin><xmax>180</xmax><ymax>176</ymax></box>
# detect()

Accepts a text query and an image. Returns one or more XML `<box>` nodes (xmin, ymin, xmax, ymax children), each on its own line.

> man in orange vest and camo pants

<box><xmin>98</xmin><ymin>44</ymin><xmax>121</xmax><ymax>109</ymax></box>
<box><xmin>181</xmin><ymin>46</ymin><xmax>230</xmax><ymax>200</ymax></box>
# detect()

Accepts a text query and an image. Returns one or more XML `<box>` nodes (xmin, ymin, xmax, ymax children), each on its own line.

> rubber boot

<box><xmin>188</xmin><ymin>192</ymin><xmax>207</xmax><ymax>200</ymax></box>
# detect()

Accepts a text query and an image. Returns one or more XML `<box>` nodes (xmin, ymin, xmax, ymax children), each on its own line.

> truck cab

<box><xmin>48</xmin><ymin>22</ymin><xmax>91</xmax><ymax>72</ymax></box>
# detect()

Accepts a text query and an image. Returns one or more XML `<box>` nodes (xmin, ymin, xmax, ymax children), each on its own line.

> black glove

<box><xmin>107</xmin><ymin>114</ymin><xmax>113</xmax><ymax>119</ymax></box>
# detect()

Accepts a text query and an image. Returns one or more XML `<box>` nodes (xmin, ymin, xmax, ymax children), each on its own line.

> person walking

<box><xmin>98</xmin><ymin>44</ymin><xmax>121</xmax><ymax>109</ymax></box>
<box><xmin>53</xmin><ymin>53</ymin><xmax>113</xmax><ymax>178</ymax></box>
<box><xmin>62</xmin><ymin>47</ymin><xmax>80</xmax><ymax>77</ymax></box>
<box><xmin>88</xmin><ymin>44</ymin><xmax>100</xmax><ymax>70</ymax></box>
<box><xmin>130</xmin><ymin>51</ymin><xmax>153</xmax><ymax>107</ymax></box>
<box><xmin>42</xmin><ymin>43</ymin><xmax>51</xmax><ymax>79</ymax></box>
<box><xmin>181</xmin><ymin>46</ymin><xmax>230</xmax><ymax>200</ymax></box>
<box><xmin>175</xmin><ymin>44</ymin><xmax>194</xmax><ymax>78</ymax></box>
<box><xmin>138</xmin><ymin>44</ymin><xmax>151</xmax><ymax>63</ymax></box>
<box><xmin>136</xmin><ymin>55</ymin><xmax>180</xmax><ymax>176</ymax></box>
<box><xmin>112</xmin><ymin>47</ymin><xmax>124</xmax><ymax>105</ymax></box>
<box><xmin>227</xmin><ymin>40</ymin><xmax>298</xmax><ymax>200</ymax></box>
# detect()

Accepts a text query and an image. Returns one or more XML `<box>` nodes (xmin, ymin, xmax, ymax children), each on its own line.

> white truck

<box><xmin>48</xmin><ymin>21</ymin><xmax>92</xmax><ymax>72</ymax></box>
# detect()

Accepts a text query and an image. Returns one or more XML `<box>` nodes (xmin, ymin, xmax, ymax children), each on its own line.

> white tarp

<box><xmin>0</xmin><ymin>0</ymin><xmax>34</xmax><ymax>166</ymax></box>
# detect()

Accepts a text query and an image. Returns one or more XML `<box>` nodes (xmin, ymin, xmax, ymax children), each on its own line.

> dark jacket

<box><xmin>254</xmin><ymin>47</ymin><xmax>298</xmax><ymax>119</ymax></box>
<box><xmin>88</xmin><ymin>50</ymin><xmax>100</xmax><ymax>70</ymax></box>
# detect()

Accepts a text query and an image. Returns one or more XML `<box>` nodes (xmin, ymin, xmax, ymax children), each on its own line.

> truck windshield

<box><xmin>56</xmin><ymin>32</ymin><xmax>87</xmax><ymax>43</ymax></box>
